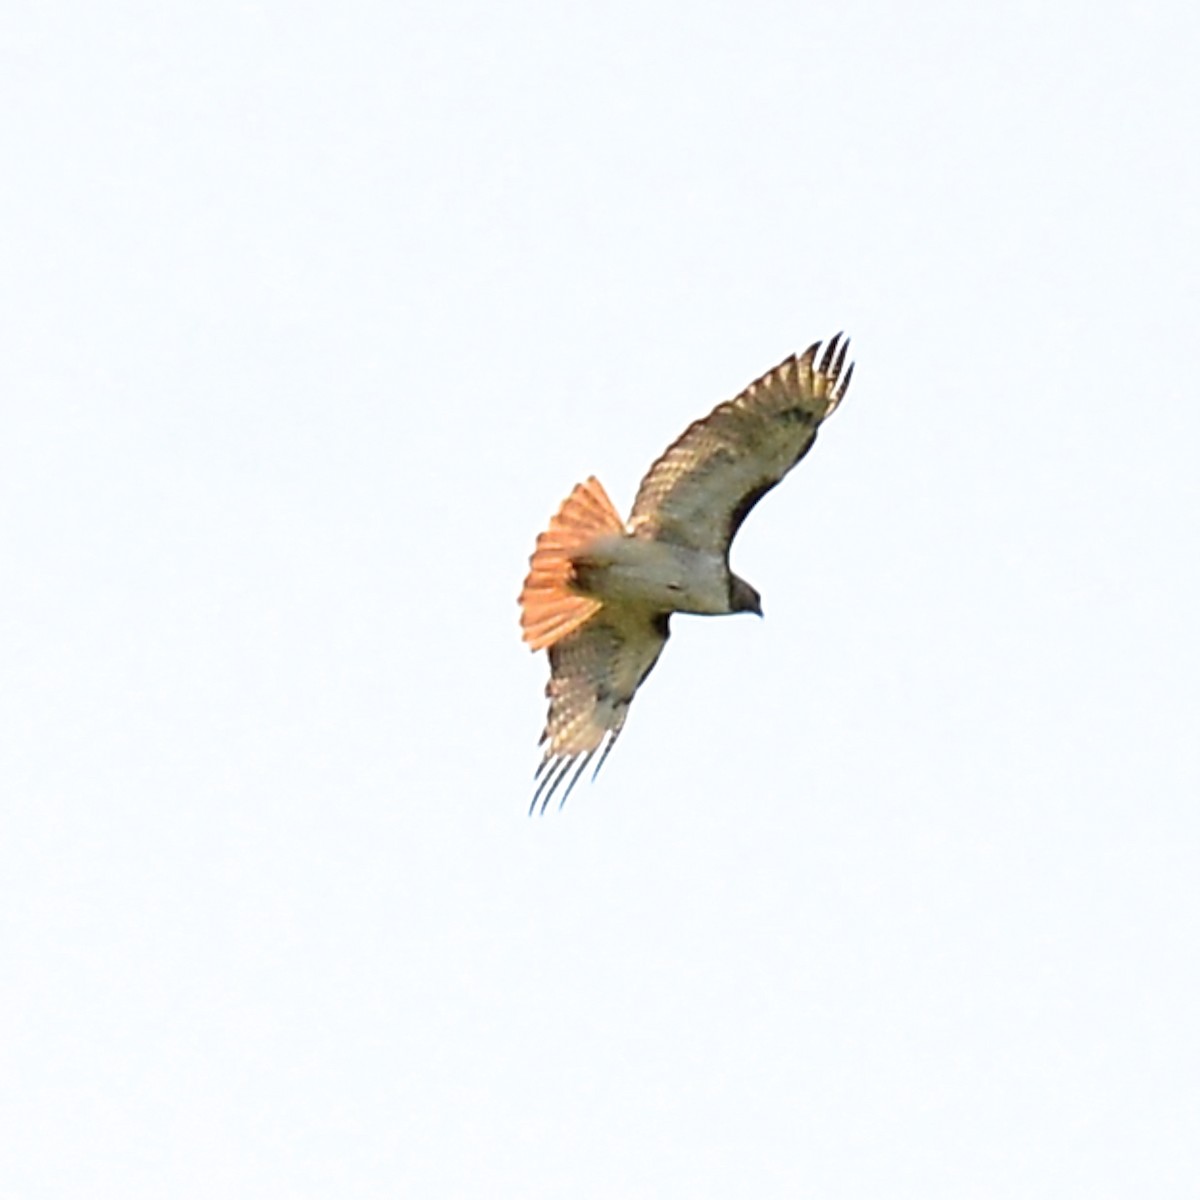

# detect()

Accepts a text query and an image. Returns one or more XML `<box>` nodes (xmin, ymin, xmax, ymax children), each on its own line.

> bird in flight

<box><xmin>519</xmin><ymin>334</ymin><xmax>854</xmax><ymax>813</ymax></box>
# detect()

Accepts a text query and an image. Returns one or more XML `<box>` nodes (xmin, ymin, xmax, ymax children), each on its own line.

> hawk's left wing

<box><xmin>628</xmin><ymin>335</ymin><xmax>853</xmax><ymax>557</ymax></box>
<box><xmin>531</xmin><ymin>608</ymin><xmax>670</xmax><ymax>813</ymax></box>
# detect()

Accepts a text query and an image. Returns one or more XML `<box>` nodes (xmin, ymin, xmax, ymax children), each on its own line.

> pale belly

<box><xmin>571</xmin><ymin>535</ymin><xmax>732</xmax><ymax>615</ymax></box>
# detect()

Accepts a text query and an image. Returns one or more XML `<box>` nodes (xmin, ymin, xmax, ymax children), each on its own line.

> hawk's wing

<box><xmin>531</xmin><ymin>608</ymin><xmax>670</xmax><ymax>813</ymax></box>
<box><xmin>627</xmin><ymin>335</ymin><xmax>853</xmax><ymax>556</ymax></box>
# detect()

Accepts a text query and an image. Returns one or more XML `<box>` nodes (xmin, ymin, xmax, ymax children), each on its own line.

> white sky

<box><xmin>3</xmin><ymin>1</ymin><xmax>1198</xmax><ymax>1196</ymax></box>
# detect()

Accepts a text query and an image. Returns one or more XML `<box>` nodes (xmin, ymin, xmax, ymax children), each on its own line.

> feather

<box><xmin>519</xmin><ymin>476</ymin><xmax>624</xmax><ymax>651</ymax></box>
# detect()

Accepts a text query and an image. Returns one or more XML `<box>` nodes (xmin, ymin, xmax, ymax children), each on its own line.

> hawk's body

<box><xmin>520</xmin><ymin>335</ymin><xmax>854</xmax><ymax>811</ymax></box>
<box><xmin>572</xmin><ymin>536</ymin><xmax>733</xmax><ymax>615</ymax></box>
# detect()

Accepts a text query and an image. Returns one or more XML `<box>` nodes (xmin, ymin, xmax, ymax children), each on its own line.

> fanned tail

<box><xmin>519</xmin><ymin>476</ymin><xmax>624</xmax><ymax>652</ymax></box>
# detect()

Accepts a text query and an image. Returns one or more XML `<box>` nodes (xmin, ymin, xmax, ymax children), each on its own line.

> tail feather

<box><xmin>519</xmin><ymin>477</ymin><xmax>624</xmax><ymax>651</ymax></box>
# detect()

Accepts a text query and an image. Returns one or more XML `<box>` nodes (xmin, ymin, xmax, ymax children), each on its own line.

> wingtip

<box><xmin>824</xmin><ymin>332</ymin><xmax>853</xmax><ymax>411</ymax></box>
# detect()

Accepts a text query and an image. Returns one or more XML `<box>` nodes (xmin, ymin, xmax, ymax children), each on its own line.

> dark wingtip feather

<box><xmin>557</xmin><ymin>750</ymin><xmax>596</xmax><ymax>810</ymax></box>
<box><xmin>836</xmin><ymin>359</ymin><xmax>855</xmax><ymax>404</ymax></box>
<box><xmin>819</xmin><ymin>333</ymin><xmax>853</xmax><ymax>413</ymax></box>
<box><xmin>531</xmin><ymin>756</ymin><xmax>574</xmax><ymax>815</ymax></box>
<box><xmin>830</xmin><ymin>336</ymin><xmax>850</xmax><ymax>382</ymax></box>
<box><xmin>818</xmin><ymin>332</ymin><xmax>843</xmax><ymax>377</ymax></box>
<box><xmin>590</xmin><ymin>729</ymin><xmax>622</xmax><ymax>784</ymax></box>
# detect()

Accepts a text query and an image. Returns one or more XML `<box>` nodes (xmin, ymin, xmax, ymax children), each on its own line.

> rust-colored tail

<box><xmin>519</xmin><ymin>476</ymin><xmax>624</xmax><ymax>651</ymax></box>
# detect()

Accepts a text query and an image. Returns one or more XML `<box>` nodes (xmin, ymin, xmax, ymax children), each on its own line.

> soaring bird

<box><xmin>519</xmin><ymin>334</ymin><xmax>854</xmax><ymax>812</ymax></box>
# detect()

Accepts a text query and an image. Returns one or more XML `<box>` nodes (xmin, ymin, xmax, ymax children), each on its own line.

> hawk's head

<box><xmin>729</xmin><ymin>575</ymin><xmax>763</xmax><ymax>617</ymax></box>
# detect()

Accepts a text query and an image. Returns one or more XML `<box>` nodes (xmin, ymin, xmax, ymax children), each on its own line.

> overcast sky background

<box><xmin>3</xmin><ymin>2</ymin><xmax>1198</xmax><ymax>1196</ymax></box>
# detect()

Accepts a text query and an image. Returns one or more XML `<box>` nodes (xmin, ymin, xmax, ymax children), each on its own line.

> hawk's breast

<box><xmin>571</xmin><ymin>536</ymin><xmax>731</xmax><ymax>615</ymax></box>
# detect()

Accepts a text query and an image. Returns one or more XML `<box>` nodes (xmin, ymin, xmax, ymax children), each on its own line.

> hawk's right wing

<box><xmin>531</xmin><ymin>608</ymin><xmax>670</xmax><ymax>813</ymax></box>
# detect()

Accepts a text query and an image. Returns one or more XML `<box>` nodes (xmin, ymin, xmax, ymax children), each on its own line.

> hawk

<box><xmin>519</xmin><ymin>334</ymin><xmax>854</xmax><ymax>812</ymax></box>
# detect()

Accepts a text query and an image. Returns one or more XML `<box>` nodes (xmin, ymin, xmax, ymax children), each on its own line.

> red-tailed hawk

<box><xmin>519</xmin><ymin>334</ymin><xmax>854</xmax><ymax>812</ymax></box>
